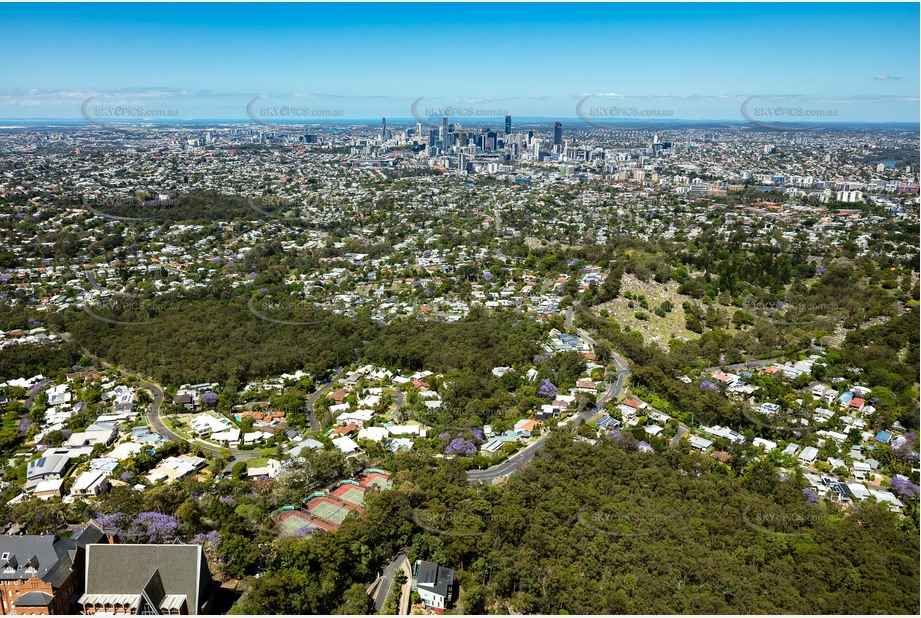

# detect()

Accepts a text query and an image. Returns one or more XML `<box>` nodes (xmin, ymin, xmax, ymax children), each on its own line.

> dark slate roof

<box><xmin>12</xmin><ymin>590</ymin><xmax>55</xmax><ymax>607</ymax></box>
<box><xmin>416</xmin><ymin>561</ymin><xmax>454</xmax><ymax>599</ymax></box>
<box><xmin>0</xmin><ymin>535</ymin><xmax>77</xmax><ymax>587</ymax></box>
<box><xmin>85</xmin><ymin>544</ymin><xmax>211</xmax><ymax>615</ymax></box>
<box><xmin>70</xmin><ymin>522</ymin><xmax>106</xmax><ymax>547</ymax></box>
<box><xmin>142</xmin><ymin>569</ymin><xmax>167</xmax><ymax>609</ymax></box>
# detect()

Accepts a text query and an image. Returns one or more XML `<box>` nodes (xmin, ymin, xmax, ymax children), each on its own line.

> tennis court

<box><xmin>307</xmin><ymin>497</ymin><xmax>355</xmax><ymax>525</ymax></box>
<box><xmin>276</xmin><ymin>510</ymin><xmax>320</xmax><ymax>534</ymax></box>
<box><xmin>332</xmin><ymin>485</ymin><xmax>366</xmax><ymax>506</ymax></box>
<box><xmin>361</xmin><ymin>472</ymin><xmax>392</xmax><ymax>490</ymax></box>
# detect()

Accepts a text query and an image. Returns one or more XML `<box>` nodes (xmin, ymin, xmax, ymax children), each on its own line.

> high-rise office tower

<box><xmin>504</xmin><ymin>115</ymin><xmax>512</xmax><ymax>135</ymax></box>
<box><xmin>553</xmin><ymin>121</ymin><xmax>563</xmax><ymax>147</ymax></box>
<box><xmin>381</xmin><ymin>117</ymin><xmax>387</xmax><ymax>139</ymax></box>
<box><xmin>441</xmin><ymin>117</ymin><xmax>449</xmax><ymax>151</ymax></box>
<box><xmin>486</xmin><ymin>130</ymin><xmax>497</xmax><ymax>152</ymax></box>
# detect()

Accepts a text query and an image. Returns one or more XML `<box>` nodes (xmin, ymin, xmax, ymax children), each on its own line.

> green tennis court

<box><xmin>341</xmin><ymin>487</ymin><xmax>366</xmax><ymax>505</ymax></box>
<box><xmin>277</xmin><ymin>511</ymin><xmax>315</xmax><ymax>534</ymax></box>
<box><xmin>309</xmin><ymin>500</ymin><xmax>353</xmax><ymax>524</ymax></box>
<box><xmin>363</xmin><ymin>476</ymin><xmax>393</xmax><ymax>490</ymax></box>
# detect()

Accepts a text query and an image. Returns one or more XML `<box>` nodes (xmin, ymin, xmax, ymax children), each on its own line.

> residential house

<box><xmin>26</xmin><ymin>452</ymin><xmax>72</xmax><ymax>486</ymax></box>
<box><xmin>357</xmin><ymin>427</ymin><xmax>389</xmax><ymax>443</ymax></box>
<box><xmin>33</xmin><ymin>480</ymin><xmax>64</xmax><ymax>501</ymax></box>
<box><xmin>332</xmin><ymin>436</ymin><xmax>359</xmax><ymax>456</ymax></box>
<box><xmin>188</xmin><ymin>415</ymin><xmax>226</xmax><ymax>437</ymax></box>
<box><xmin>335</xmin><ymin>410</ymin><xmax>375</xmax><ymax>428</ymax></box>
<box><xmin>246</xmin><ymin>459</ymin><xmax>281</xmax><ymax>480</ymax></box>
<box><xmin>70</xmin><ymin>471</ymin><xmax>110</xmax><ymax>499</ymax></box>
<box><xmin>413</xmin><ymin>561</ymin><xmax>454</xmax><ymax>614</ymax></box>
<box><xmin>688</xmin><ymin>436</ymin><xmax>714</xmax><ymax>451</ymax></box>
<box><xmin>797</xmin><ymin>446</ymin><xmax>819</xmax><ymax>465</ymax></box>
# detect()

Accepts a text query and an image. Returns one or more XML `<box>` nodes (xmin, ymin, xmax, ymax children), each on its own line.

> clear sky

<box><xmin>1</xmin><ymin>2</ymin><xmax>918</xmax><ymax>122</ymax></box>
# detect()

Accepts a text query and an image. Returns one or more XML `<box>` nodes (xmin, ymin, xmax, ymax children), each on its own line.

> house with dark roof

<box><xmin>0</xmin><ymin>523</ymin><xmax>107</xmax><ymax>614</ymax></box>
<box><xmin>78</xmin><ymin>544</ymin><xmax>214</xmax><ymax>615</ymax></box>
<box><xmin>413</xmin><ymin>560</ymin><xmax>454</xmax><ymax>613</ymax></box>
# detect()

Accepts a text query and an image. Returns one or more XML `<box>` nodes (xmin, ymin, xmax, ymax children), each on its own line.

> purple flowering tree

<box><xmin>538</xmin><ymin>378</ymin><xmax>558</xmax><ymax>399</ymax></box>
<box><xmin>437</xmin><ymin>432</ymin><xmax>451</xmax><ymax>442</ymax></box>
<box><xmin>445</xmin><ymin>438</ymin><xmax>477</xmax><ymax>456</ymax></box>
<box><xmin>126</xmin><ymin>512</ymin><xmax>180</xmax><ymax>543</ymax></box>
<box><xmin>635</xmin><ymin>441</ymin><xmax>653</xmax><ymax>453</ymax></box>
<box><xmin>533</xmin><ymin>352</ymin><xmax>552</xmax><ymax>363</ymax></box>
<box><xmin>190</xmin><ymin>531</ymin><xmax>222</xmax><ymax>549</ymax></box>
<box><xmin>891</xmin><ymin>476</ymin><xmax>919</xmax><ymax>500</ymax></box>
<box><xmin>94</xmin><ymin>513</ymin><xmax>125</xmax><ymax>529</ymax></box>
<box><xmin>201</xmin><ymin>391</ymin><xmax>218</xmax><ymax>407</ymax></box>
<box><xmin>466</xmin><ymin>428</ymin><xmax>484</xmax><ymax>443</ymax></box>
<box><xmin>802</xmin><ymin>488</ymin><xmax>818</xmax><ymax>504</ymax></box>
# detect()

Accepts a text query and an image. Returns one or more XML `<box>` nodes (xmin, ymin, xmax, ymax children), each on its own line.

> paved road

<box><xmin>302</xmin><ymin>369</ymin><xmax>341</xmax><ymax>431</ymax></box>
<box><xmin>467</xmin><ymin>303</ymin><xmax>632</xmax><ymax>483</ymax></box>
<box><xmin>23</xmin><ymin>380</ymin><xmax>49</xmax><ymax>410</ymax></box>
<box><xmin>373</xmin><ymin>551</ymin><xmax>409</xmax><ymax>613</ymax></box>
<box><xmin>139</xmin><ymin>378</ymin><xmax>181</xmax><ymax>442</ymax></box>
<box><xmin>704</xmin><ymin>345</ymin><xmax>824</xmax><ymax>373</ymax></box>
<box><xmin>65</xmin><ymin>337</ymin><xmax>337</xmax><ymax>464</ymax></box>
<box><xmin>670</xmin><ymin>424</ymin><xmax>689</xmax><ymax>448</ymax></box>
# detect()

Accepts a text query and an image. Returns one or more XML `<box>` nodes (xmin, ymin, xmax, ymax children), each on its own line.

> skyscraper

<box><xmin>381</xmin><ymin>117</ymin><xmax>387</xmax><ymax>139</ymax></box>
<box><xmin>553</xmin><ymin>121</ymin><xmax>563</xmax><ymax>148</ymax></box>
<box><xmin>441</xmin><ymin>117</ymin><xmax>449</xmax><ymax>152</ymax></box>
<box><xmin>504</xmin><ymin>115</ymin><xmax>512</xmax><ymax>135</ymax></box>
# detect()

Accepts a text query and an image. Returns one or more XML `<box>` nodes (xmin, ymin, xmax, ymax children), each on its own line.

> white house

<box><xmin>189</xmin><ymin>414</ymin><xmax>228</xmax><ymax>436</ymax></box>
<box><xmin>332</xmin><ymin>436</ymin><xmax>360</xmax><ymax>456</ymax></box>
<box><xmin>70</xmin><ymin>470</ymin><xmax>110</xmax><ymax>498</ymax></box>
<box><xmin>357</xmin><ymin>426</ymin><xmax>389</xmax><ymax>443</ymax></box>
<box><xmin>336</xmin><ymin>409</ymin><xmax>375</xmax><ymax>428</ymax></box>
<box><xmin>414</xmin><ymin>560</ymin><xmax>454</xmax><ymax>612</ymax></box>
<box><xmin>797</xmin><ymin>446</ymin><xmax>819</xmax><ymax>464</ymax></box>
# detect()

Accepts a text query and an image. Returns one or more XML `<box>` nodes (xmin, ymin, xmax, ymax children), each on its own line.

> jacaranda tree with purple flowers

<box><xmin>126</xmin><ymin>512</ymin><xmax>180</xmax><ymax>543</ymax></box>
<box><xmin>890</xmin><ymin>476</ymin><xmax>919</xmax><ymax>500</ymax></box>
<box><xmin>538</xmin><ymin>378</ymin><xmax>558</xmax><ymax>399</ymax></box>
<box><xmin>445</xmin><ymin>438</ymin><xmax>477</xmax><ymax>456</ymax></box>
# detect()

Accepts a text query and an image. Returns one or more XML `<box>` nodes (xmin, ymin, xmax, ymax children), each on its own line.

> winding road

<box><xmin>467</xmin><ymin>305</ymin><xmax>631</xmax><ymax>483</ymax></box>
<box><xmin>61</xmin><ymin>335</ymin><xmax>338</xmax><ymax>466</ymax></box>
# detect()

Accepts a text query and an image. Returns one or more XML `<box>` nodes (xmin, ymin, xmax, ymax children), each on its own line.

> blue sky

<box><xmin>0</xmin><ymin>2</ymin><xmax>917</xmax><ymax>122</ymax></box>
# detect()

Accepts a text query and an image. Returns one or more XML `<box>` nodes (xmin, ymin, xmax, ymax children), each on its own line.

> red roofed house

<box><xmin>332</xmin><ymin>423</ymin><xmax>358</xmax><ymax>437</ymax></box>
